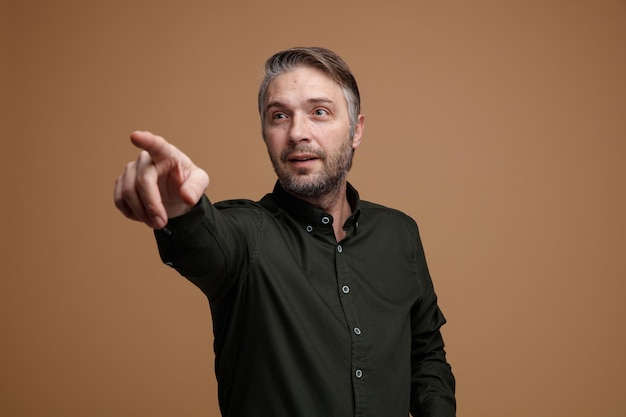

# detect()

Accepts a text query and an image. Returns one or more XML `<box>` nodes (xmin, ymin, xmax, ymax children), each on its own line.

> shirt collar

<box><xmin>271</xmin><ymin>181</ymin><xmax>362</xmax><ymax>233</ymax></box>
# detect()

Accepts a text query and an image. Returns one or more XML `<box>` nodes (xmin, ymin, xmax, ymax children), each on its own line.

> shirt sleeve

<box><xmin>153</xmin><ymin>195</ymin><xmax>263</xmax><ymax>301</ymax></box>
<box><xmin>409</xmin><ymin>223</ymin><xmax>456</xmax><ymax>417</ymax></box>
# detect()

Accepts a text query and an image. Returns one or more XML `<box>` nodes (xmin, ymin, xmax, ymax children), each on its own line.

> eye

<box><xmin>272</xmin><ymin>112</ymin><xmax>287</xmax><ymax>120</ymax></box>
<box><xmin>313</xmin><ymin>108</ymin><xmax>329</xmax><ymax>117</ymax></box>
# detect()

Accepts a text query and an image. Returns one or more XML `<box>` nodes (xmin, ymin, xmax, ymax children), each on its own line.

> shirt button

<box><xmin>306</xmin><ymin>225</ymin><xmax>313</xmax><ymax>232</ymax></box>
<box><xmin>355</xmin><ymin>369</ymin><xmax>363</xmax><ymax>378</ymax></box>
<box><xmin>321</xmin><ymin>216</ymin><xmax>330</xmax><ymax>225</ymax></box>
<box><xmin>165</xmin><ymin>261</ymin><xmax>174</xmax><ymax>267</ymax></box>
<box><xmin>353</xmin><ymin>327</ymin><xmax>361</xmax><ymax>335</ymax></box>
<box><xmin>162</xmin><ymin>227</ymin><xmax>172</xmax><ymax>235</ymax></box>
<box><xmin>342</xmin><ymin>285</ymin><xmax>350</xmax><ymax>294</ymax></box>
<box><xmin>337</xmin><ymin>245</ymin><xmax>343</xmax><ymax>253</ymax></box>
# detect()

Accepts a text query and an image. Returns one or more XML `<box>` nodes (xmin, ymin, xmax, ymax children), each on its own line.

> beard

<box><xmin>269</xmin><ymin>135</ymin><xmax>354</xmax><ymax>200</ymax></box>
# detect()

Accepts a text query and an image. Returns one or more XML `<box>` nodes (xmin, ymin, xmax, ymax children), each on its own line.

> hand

<box><xmin>114</xmin><ymin>131</ymin><xmax>209</xmax><ymax>229</ymax></box>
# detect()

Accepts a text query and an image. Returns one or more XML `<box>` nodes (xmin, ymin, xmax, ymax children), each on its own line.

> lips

<box><xmin>281</xmin><ymin>149</ymin><xmax>323</xmax><ymax>164</ymax></box>
<box><xmin>285</xmin><ymin>152</ymin><xmax>320</xmax><ymax>163</ymax></box>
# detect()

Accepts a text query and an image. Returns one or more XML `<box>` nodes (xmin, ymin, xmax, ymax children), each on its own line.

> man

<box><xmin>114</xmin><ymin>47</ymin><xmax>456</xmax><ymax>417</ymax></box>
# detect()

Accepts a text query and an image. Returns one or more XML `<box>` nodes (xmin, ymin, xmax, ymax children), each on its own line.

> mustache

<box><xmin>280</xmin><ymin>144</ymin><xmax>326</xmax><ymax>162</ymax></box>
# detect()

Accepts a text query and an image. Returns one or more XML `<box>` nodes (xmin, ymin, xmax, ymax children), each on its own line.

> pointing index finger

<box><xmin>129</xmin><ymin>131</ymin><xmax>173</xmax><ymax>163</ymax></box>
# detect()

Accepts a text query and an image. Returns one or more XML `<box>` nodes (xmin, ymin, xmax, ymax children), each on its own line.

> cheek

<box><xmin>264</xmin><ymin>125</ymin><xmax>285</xmax><ymax>143</ymax></box>
<box><xmin>264</xmin><ymin>136</ymin><xmax>283</xmax><ymax>159</ymax></box>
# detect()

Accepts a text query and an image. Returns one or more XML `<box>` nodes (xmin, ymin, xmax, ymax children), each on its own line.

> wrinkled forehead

<box><xmin>265</xmin><ymin>66</ymin><xmax>347</xmax><ymax>106</ymax></box>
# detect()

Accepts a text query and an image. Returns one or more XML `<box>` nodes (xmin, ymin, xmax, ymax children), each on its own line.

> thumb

<box><xmin>178</xmin><ymin>166</ymin><xmax>210</xmax><ymax>207</ymax></box>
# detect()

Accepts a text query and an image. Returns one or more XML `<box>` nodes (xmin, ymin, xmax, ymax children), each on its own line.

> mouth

<box><xmin>285</xmin><ymin>153</ymin><xmax>320</xmax><ymax>163</ymax></box>
<box><xmin>289</xmin><ymin>157</ymin><xmax>318</xmax><ymax>162</ymax></box>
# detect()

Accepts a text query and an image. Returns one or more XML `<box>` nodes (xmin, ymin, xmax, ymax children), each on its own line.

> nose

<box><xmin>288</xmin><ymin>113</ymin><xmax>310</xmax><ymax>143</ymax></box>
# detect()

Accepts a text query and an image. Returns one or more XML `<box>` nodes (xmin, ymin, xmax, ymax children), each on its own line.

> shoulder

<box><xmin>214</xmin><ymin>191</ymin><xmax>278</xmax><ymax>211</ymax></box>
<box><xmin>359</xmin><ymin>200</ymin><xmax>422</xmax><ymax>242</ymax></box>
<box><xmin>208</xmin><ymin>198</ymin><xmax>269</xmax><ymax>229</ymax></box>
<box><xmin>214</xmin><ymin>198</ymin><xmax>261</xmax><ymax>211</ymax></box>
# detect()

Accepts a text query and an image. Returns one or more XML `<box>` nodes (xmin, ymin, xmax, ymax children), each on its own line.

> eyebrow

<box><xmin>266</xmin><ymin>97</ymin><xmax>335</xmax><ymax>111</ymax></box>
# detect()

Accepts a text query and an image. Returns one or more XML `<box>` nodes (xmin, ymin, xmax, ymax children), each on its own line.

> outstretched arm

<box><xmin>113</xmin><ymin>131</ymin><xmax>210</xmax><ymax>229</ymax></box>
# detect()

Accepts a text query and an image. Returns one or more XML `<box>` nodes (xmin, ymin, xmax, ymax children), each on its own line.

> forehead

<box><xmin>265</xmin><ymin>66</ymin><xmax>344</xmax><ymax>104</ymax></box>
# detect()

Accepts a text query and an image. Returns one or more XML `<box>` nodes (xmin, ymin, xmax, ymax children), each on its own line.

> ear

<box><xmin>351</xmin><ymin>114</ymin><xmax>365</xmax><ymax>149</ymax></box>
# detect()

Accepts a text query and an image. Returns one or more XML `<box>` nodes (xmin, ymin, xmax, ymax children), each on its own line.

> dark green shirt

<box><xmin>155</xmin><ymin>182</ymin><xmax>455</xmax><ymax>417</ymax></box>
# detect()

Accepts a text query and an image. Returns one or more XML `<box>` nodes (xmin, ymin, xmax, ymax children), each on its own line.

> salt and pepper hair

<box><xmin>258</xmin><ymin>47</ymin><xmax>361</xmax><ymax>139</ymax></box>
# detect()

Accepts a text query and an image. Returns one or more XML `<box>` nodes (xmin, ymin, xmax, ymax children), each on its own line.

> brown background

<box><xmin>2</xmin><ymin>1</ymin><xmax>625</xmax><ymax>416</ymax></box>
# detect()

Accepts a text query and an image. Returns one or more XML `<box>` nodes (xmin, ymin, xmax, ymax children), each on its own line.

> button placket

<box><xmin>333</xmin><ymin>235</ymin><xmax>366</xmax><ymax>411</ymax></box>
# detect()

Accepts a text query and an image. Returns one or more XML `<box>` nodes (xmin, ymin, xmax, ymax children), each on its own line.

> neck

<box><xmin>294</xmin><ymin>182</ymin><xmax>352</xmax><ymax>242</ymax></box>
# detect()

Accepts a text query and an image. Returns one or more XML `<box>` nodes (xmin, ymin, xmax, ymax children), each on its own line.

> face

<box><xmin>263</xmin><ymin>66</ymin><xmax>364</xmax><ymax>200</ymax></box>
